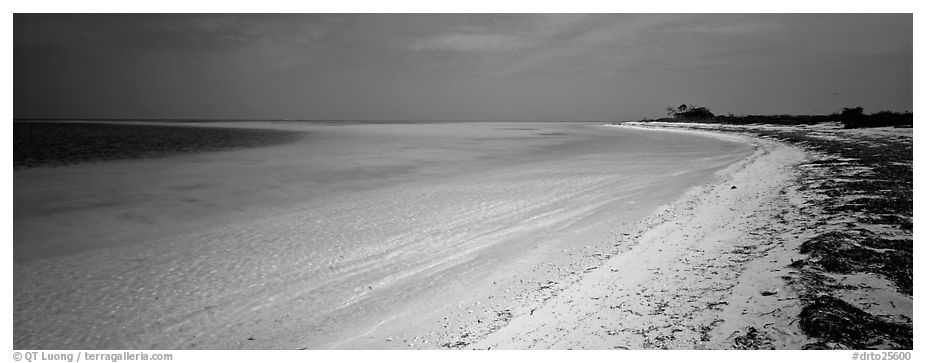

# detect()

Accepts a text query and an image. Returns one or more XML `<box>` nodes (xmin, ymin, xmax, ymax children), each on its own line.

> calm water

<box><xmin>14</xmin><ymin>122</ymin><xmax>306</xmax><ymax>169</ymax></box>
<box><xmin>15</xmin><ymin>122</ymin><xmax>755</xmax><ymax>349</ymax></box>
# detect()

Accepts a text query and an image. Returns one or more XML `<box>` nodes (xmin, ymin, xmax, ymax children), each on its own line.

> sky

<box><xmin>14</xmin><ymin>14</ymin><xmax>913</xmax><ymax>121</ymax></box>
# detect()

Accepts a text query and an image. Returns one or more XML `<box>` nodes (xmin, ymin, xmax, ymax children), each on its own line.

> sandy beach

<box><xmin>604</xmin><ymin>122</ymin><xmax>912</xmax><ymax>350</ymax></box>
<box><xmin>473</xmin><ymin>126</ymin><xmax>811</xmax><ymax>349</ymax></box>
<box><xmin>14</xmin><ymin>120</ymin><xmax>911</xmax><ymax>350</ymax></box>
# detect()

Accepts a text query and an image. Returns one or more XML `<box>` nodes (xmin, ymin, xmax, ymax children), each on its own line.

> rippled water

<box><xmin>14</xmin><ymin>122</ymin><xmax>752</xmax><ymax>349</ymax></box>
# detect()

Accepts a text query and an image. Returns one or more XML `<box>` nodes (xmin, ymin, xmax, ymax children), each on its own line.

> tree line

<box><xmin>659</xmin><ymin>104</ymin><xmax>911</xmax><ymax>129</ymax></box>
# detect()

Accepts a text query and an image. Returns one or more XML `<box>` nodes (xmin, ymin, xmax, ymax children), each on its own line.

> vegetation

<box><xmin>665</xmin><ymin>104</ymin><xmax>714</xmax><ymax>120</ymax></box>
<box><xmin>838</xmin><ymin>107</ymin><xmax>913</xmax><ymax>129</ymax></box>
<box><xmin>653</xmin><ymin>105</ymin><xmax>912</xmax><ymax>129</ymax></box>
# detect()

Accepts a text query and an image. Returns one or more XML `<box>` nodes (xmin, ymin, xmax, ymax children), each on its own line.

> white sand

<box><xmin>473</xmin><ymin>125</ymin><xmax>811</xmax><ymax>349</ymax></box>
<box><xmin>14</xmin><ymin>122</ymin><xmax>755</xmax><ymax>349</ymax></box>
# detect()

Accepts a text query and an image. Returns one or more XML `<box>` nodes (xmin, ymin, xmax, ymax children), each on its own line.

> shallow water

<box><xmin>14</xmin><ymin>121</ymin><xmax>753</xmax><ymax>349</ymax></box>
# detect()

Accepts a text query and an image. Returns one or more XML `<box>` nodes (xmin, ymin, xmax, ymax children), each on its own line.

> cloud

<box><xmin>408</xmin><ymin>33</ymin><xmax>537</xmax><ymax>51</ymax></box>
<box><xmin>666</xmin><ymin>22</ymin><xmax>784</xmax><ymax>35</ymax></box>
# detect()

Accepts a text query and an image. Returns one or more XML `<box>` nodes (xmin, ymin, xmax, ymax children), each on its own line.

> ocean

<box><xmin>14</xmin><ymin>121</ymin><xmax>753</xmax><ymax>349</ymax></box>
<box><xmin>14</xmin><ymin>121</ymin><xmax>305</xmax><ymax>169</ymax></box>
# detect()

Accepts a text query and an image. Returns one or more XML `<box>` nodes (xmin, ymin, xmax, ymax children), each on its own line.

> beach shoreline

<box><xmin>464</xmin><ymin>122</ymin><xmax>911</xmax><ymax>350</ymax></box>
<box><xmin>618</xmin><ymin>122</ymin><xmax>913</xmax><ymax>350</ymax></box>
<box><xmin>469</xmin><ymin>124</ymin><xmax>812</xmax><ymax>349</ymax></box>
<box><xmin>15</xmin><ymin>121</ymin><xmax>909</xmax><ymax>350</ymax></box>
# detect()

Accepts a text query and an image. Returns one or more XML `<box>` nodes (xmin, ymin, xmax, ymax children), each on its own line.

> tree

<box><xmin>839</xmin><ymin>106</ymin><xmax>913</xmax><ymax>129</ymax></box>
<box><xmin>841</xmin><ymin>107</ymin><xmax>865</xmax><ymax>118</ymax></box>
<box><xmin>681</xmin><ymin>106</ymin><xmax>714</xmax><ymax>119</ymax></box>
<box><xmin>667</xmin><ymin>103</ymin><xmax>714</xmax><ymax>119</ymax></box>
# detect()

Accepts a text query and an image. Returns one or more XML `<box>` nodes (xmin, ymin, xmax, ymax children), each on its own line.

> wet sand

<box><xmin>14</xmin><ymin>121</ymin><xmax>753</xmax><ymax>349</ymax></box>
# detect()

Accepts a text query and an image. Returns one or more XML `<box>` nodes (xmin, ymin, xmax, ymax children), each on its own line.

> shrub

<box><xmin>666</xmin><ymin>104</ymin><xmax>714</xmax><ymax>120</ymax></box>
<box><xmin>839</xmin><ymin>107</ymin><xmax>912</xmax><ymax>129</ymax></box>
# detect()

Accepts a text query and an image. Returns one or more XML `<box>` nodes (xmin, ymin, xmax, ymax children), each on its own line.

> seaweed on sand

<box><xmin>731</xmin><ymin>327</ymin><xmax>775</xmax><ymax>350</ymax></box>
<box><xmin>799</xmin><ymin>296</ymin><xmax>911</xmax><ymax>349</ymax></box>
<box><xmin>721</xmin><ymin>126</ymin><xmax>912</xmax><ymax>349</ymax></box>
<box><xmin>798</xmin><ymin>232</ymin><xmax>912</xmax><ymax>295</ymax></box>
<box><xmin>749</xmin><ymin>130</ymin><xmax>913</xmax><ymax>288</ymax></box>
